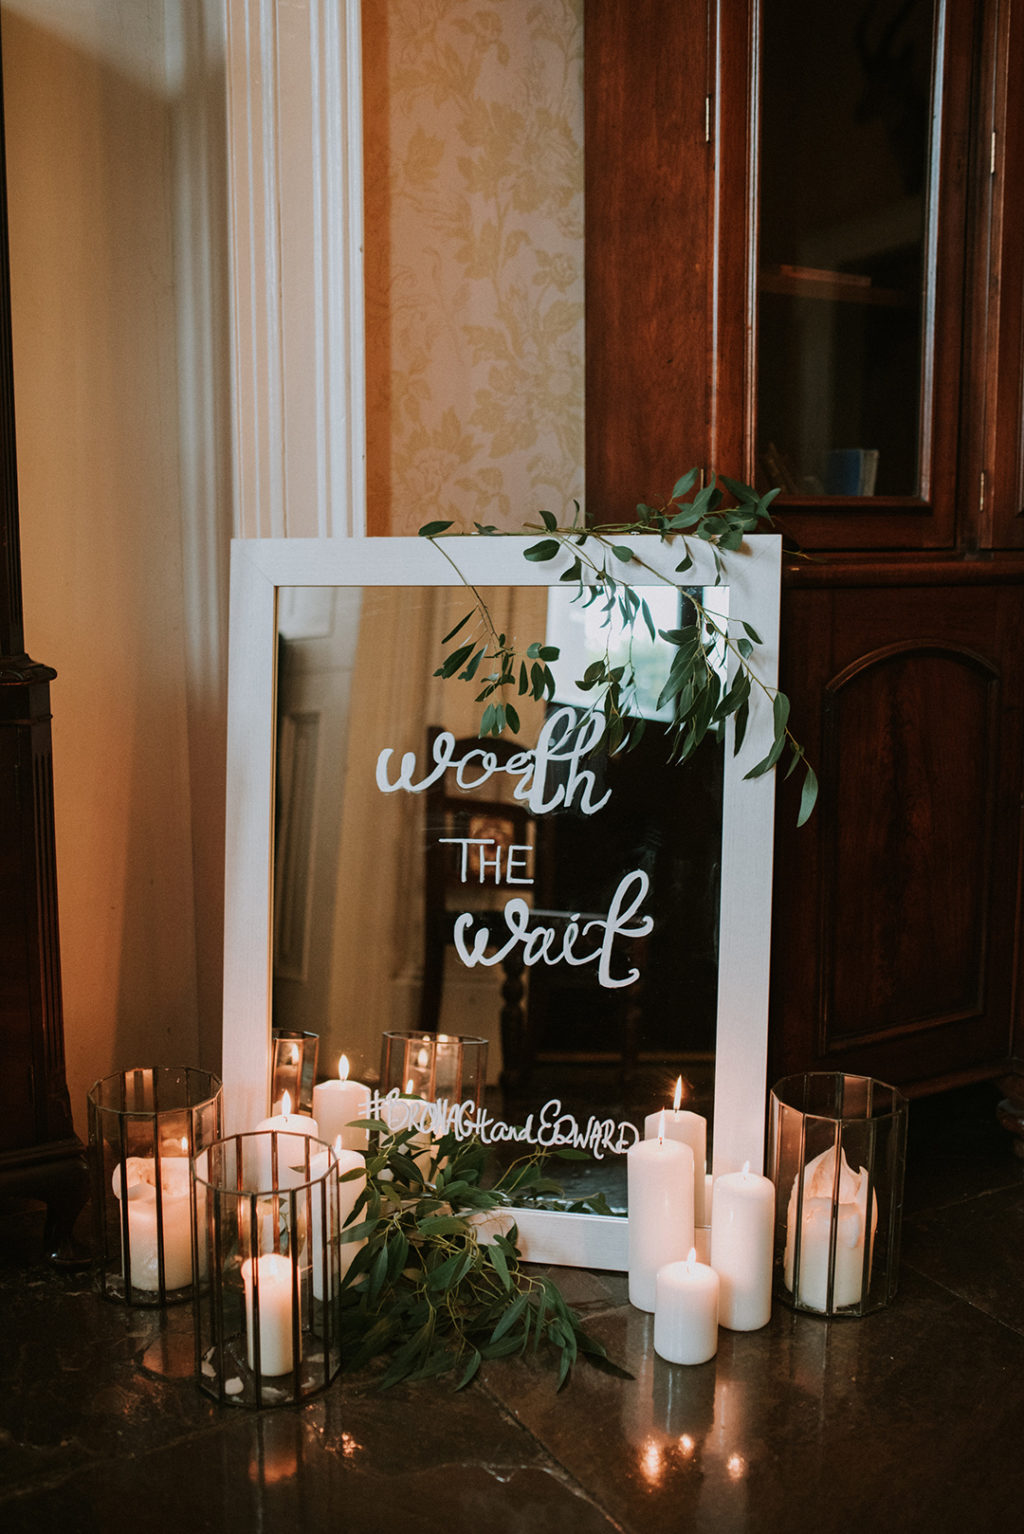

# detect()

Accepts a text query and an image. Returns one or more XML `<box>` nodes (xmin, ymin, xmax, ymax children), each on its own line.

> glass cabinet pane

<box><xmin>756</xmin><ymin>0</ymin><xmax>935</xmax><ymax>500</ymax></box>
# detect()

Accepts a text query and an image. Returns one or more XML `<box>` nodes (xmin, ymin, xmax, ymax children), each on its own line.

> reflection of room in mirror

<box><xmin>271</xmin><ymin>585</ymin><xmax>726</xmax><ymax>1175</ymax></box>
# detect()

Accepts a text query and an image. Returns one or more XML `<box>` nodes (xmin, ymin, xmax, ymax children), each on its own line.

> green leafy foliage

<box><xmin>418</xmin><ymin>469</ymin><xmax>817</xmax><ymax>823</ymax></box>
<box><xmin>337</xmin><ymin>1121</ymin><xmax>630</xmax><ymax>1391</ymax></box>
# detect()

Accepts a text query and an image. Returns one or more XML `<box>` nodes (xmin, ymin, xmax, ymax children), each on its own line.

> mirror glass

<box><xmin>271</xmin><ymin>582</ymin><xmax>728</xmax><ymax>1209</ymax></box>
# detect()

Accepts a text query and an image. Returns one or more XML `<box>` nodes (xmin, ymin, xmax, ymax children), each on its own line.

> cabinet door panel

<box><xmin>585</xmin><ymin>0</ymin><xmax>717</xmax><ymax>509</ymax></box>
<box><xmin>823</xmin><ymin>643</ymin><xmax>996</xmax><ymax>1045</ymax></box>
<box><xmin>771</xmin><ymin>573</ymin><xmax>1024</xmax><ymax>1091</ymax></box>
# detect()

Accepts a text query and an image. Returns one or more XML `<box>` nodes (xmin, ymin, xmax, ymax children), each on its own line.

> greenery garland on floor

<box><xmin>338</xmin><ymin>1118</ymin><xmax>630</xmax><ymax>1390</ymax></box>
<box><xmin>419</xmin><ymin>468</ymin><xmax>817</xmax><ymax>826</ymax></box>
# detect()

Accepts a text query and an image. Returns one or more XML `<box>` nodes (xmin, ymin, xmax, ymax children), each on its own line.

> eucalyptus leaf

<box><xmin>420</xmin><ymin>468</ymin><xmax>815</xmax><ymax>825</ymax></box>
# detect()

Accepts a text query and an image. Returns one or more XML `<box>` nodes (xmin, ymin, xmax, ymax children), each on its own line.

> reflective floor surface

<box><xmin>2</xmin><ymin>1081</ymin><xmax>1022</xmax><ymax>1533</ymax></box>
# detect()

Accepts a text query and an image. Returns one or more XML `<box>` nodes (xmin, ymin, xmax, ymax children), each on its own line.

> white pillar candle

<box><xmin>710</xmin><ymin>1161</ymin><xmax>775</xmax><ymax>1331</ymax></box>
<box><xmin>627</xmin><ymin>1119</ymin><xmax>694</xmax><ymax>1312</ymax></box>
<box><xmin>784</xmin><ymin>1144</ymin><xmax>877</xmax><ymax>1311</ymax></box>
<box><xmin>252</xmin><ymin>1093</ymin><xmax>321</xmax><ymax>1188</ymax></box>
<box><xmin>644</xmin><ymin>1078</ymin><xmax>706</xmax><ymax>1226</ymax></box>
<box><xmin>112</xmin><ymin>1153</ymin><xmax>194</xmax><ymax>1291</ymax></box>
<box><xmin>312</xmin><ymin>1056</ymin><xmax>370</xmax><ymax>1153</ymax></box>
<box><xmin>241</xmin><ymin>1252</ymin><xmax>299</xmax><ymax>1376</ymax></box>
<box><xmin>307</xmin><ymin>1141</ymin><xmax>367</xmax><ymax>1298</ymax></box>
<box><xmin>654</xmin><ymin>1248</ymin><xmax>719</xmax><ymax>1365</ymax></box>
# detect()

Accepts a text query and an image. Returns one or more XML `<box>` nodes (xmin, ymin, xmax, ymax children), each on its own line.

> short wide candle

<box><xmin>709</xmin><ymin>1162</ymin><xmax>774</xmax><ymax>1331</ymax></box>
<box><xmin>112</xmin><ymin>1155</ymin><xmax>193</xmax><ymax>1292</ymax></box>
<box><xmin>654</xmin><ymin>1249</ymin><xmax>719</xmax><ymax>1365</ymax></box>
<box><xmin>784</xmin><ymin>1144</ymin><xmax>876</xmax><ymax>1311</ymax></box>
<box><xmin>627</xmin><ymin>1130</ymin><xmax>694</xmax><ymax>1312</ymax></box>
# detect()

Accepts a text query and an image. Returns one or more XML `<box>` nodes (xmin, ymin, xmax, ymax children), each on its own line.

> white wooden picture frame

<box><xmin>222</xmin><ymin>533</ymin><xmax>781</xmax><ymax>1269</ymax></box>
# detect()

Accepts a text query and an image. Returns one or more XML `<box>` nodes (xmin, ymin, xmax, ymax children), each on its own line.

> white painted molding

<box><xmin>224</xmin><ymin>0</ymin><xmax>367</xmax><ymax>538</ymax></box>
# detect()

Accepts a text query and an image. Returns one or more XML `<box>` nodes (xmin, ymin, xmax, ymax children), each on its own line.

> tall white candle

<box><xmin>312</xmin><ymin>1056</ymin><xmax>370</xmax><ymax>1153</ymax></box>
<box><xmin>307</xmin><ymin>1139</ymin><xmax>367</xmax><ymax>1299</ymax></box>
<box><xmin>784</xmin><ymin>1144</ymin><xmax>877</xmax><ymax>1311</ymax></box>
<box><xmin>112</xmin><ymin>1152</ymin><xmax>194</xmax><ymax>1291</ymax></box>
<box><xmin>242</xmin><ymin>1252</ymin><xmax>299</xmax><ymax>1376</ymax></box>
<box><xmin>710</xmin><ymin>1161</ymin><xmax>774</xmax><ymax>1331</ymax></box>
<box><xmin>654</xmin><ymin>1248</ymin><xmax>719</xmax><ymax>1365</ymax></box>
<box><xmin>627</xmin><ymin>1115</ymin><xmax>694</xmax><ymax>1312</ymax></box>
<box><xmin>645</xmin><ymin>1078</ymin><xmax>706</xmax><ymax>1227</ymax></box>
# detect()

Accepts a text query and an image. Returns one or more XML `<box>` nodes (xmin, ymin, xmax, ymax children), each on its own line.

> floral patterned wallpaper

<box><xmin>363</xmin><ymin>0</ymin><xmax>584</xmax><ymax>535</ymax></box>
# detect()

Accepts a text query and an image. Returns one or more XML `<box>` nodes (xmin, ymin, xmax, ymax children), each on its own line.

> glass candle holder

<box><xmin>767</xmin><ymin>1072</ymin><xmax>908</xmax><ymax>1317</ymax></box>
<box><xmin>87</xmin><ymin>1066</ymin><xmax>223</xmax><ymax>1306</ymax></box>
<box><xmin>379</xmin><ymin>1031</ymin><xmax>488</xmax><ymax>1108</ymax></box>
<box><xmin>270</xmin><ymin>1029</ymin><xmax>319</xmax><ymax>1116</ymax></box>
<box><xmin>192</xmin><ymin>1131</ymin><xmax>345</xmax><ymax>1408</ymax></box>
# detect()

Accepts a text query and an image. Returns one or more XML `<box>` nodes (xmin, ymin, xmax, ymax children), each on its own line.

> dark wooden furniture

<box><xmin>0</xmin><ymin>30</ymin><xmax>87</xmax><ymax>1254</ymax></box>
<box><xmin>584</xmin><ymin>0</ymin><xmax>1024</xmax><ymax>1104</ymax></box>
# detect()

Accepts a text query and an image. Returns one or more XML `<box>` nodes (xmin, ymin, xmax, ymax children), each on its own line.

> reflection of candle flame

<box><xmin>339</xmin><ymin>1055</ymin><xmax>349</xmax><ymax>1082</ymax></box>
<box><xmin>281</xmin><ymin>1090</ymin><xmax>292</xmax><ymax>1118</ymax></box>
<box><xmin>416</xmin><ymin>1047</ymin><xmax>430</xmax><ymax>1070</ymax></box>
<box><xmin>640</xmin><ymin>1439</ymin><xmax>663</xmax><ymax>1486</ymax></box>
<box><xmin>179</xmin><ymin>1137</ymin><xmax>188</xmax><ymax>1154</ymax></box>
<box><xmin>727</xmin><ymin>1453</ymin><xmax>747</xmax><ymax>1480</ymax></box>
<box><xmin>405</xmin><ymin>1079</ymin><xmax>415</xmax><ymax>1095</ymax></box>
<box><xmin>289</xmin><ymin>1044</ymin><xmax>300</xmax><ymax>1065</ymax></box>
<box><xmin>679</xmin><ymin>1434</ymin><xmax>695</xmax><ymax>1458</ymax></box>
<box><xmin>673</xmin><ymin>1076</ymin><xmax>684</xmax><ymax>1113</ymax></box>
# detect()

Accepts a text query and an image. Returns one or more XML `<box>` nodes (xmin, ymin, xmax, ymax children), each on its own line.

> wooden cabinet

<box><xmin>585</xmin><ymin>0</ymin><xmax>1024</xmax><ymax>1094</ymax></box>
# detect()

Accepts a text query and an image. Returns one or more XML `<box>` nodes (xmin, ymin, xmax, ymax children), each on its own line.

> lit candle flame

<box><xmin>742</xmin><ymin>1159</ymin><xmax>751</xmax><ymax>1177</ymax></box>
<box><xmin>686</xmin><ymin>1246</ymin><xmax>697</xmax><ymax>1273</ymax></box>
<box><xmin>416</xmin><ymin>1047</ymin><xmax>430</xmax><ymax>1070</ymax></box>
<box><xmin>338</xmin><ymin>1054</ymin><xmax>349</xmax><ymax>1082</ymax></box>
<box><xmin>333</xmin><ymin>1135</ymin><xmax>343</xmax><ymax>1158</ymax></box>
<box><xmin>281</xmin><ymin>1090</ymin><xmax>292</xmax><ymax>1118</ymax></box>
<box><xmin>179</xmin><ymin>1137</ymin><xmax>188</xmax><ymax>1155</ymax></box>
<box><xmin>673</xmin><ymin>1076</ymin><xmax>683</xmax><ymax>1113</ymax></box>
<box><xmin>405</xmin><ymin>1078</ymin><xmax>415</xmax><ymax>1095</ymax></box>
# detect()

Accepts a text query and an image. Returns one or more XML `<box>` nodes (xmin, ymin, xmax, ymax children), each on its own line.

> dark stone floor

<box><xmin>2</xmin><ymin>1080</ymin><xmax>1023</xmax><ymax>1533</ymax></box>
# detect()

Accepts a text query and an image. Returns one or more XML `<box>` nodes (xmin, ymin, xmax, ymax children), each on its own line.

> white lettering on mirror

<box><xmin>375</xmin><ymin>705</ymin><xmax>612</xmax><ymax>815</ymax></box>
<box><xmin>369</xmin><ymin>1088</ymin><xmax>639</xmax><ymax>1159</ymax></box>
<box><xmin>452</xmin><ymin>870</ymin><xmax>653</xmax><ymax>989</ymax></box>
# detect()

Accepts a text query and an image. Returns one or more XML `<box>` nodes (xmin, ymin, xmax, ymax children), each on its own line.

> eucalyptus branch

<box><xmin>419</xmin><ymin>469</ymin><xmax>817</xmax><ymax>825</ymax></box>
<box><xmin>337</xmin><ymin>1120</ymin><xmax>628</xmax><ymax>1390</ymax></box>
